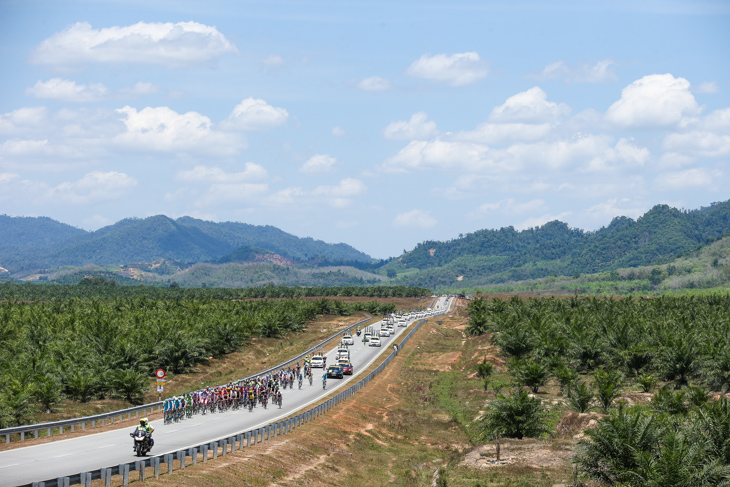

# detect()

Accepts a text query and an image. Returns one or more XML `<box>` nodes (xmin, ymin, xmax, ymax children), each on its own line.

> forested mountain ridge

<box><xmin>0</xmin><ymin>214</ymin><xmax>86</xmax><ymax>250</ymax></box>
<box><xmin>0</xmin><ymin>215</ymin><xmax>373</xmax><ymax>273</ymax></box>
<box><xmin>389</xmin><ymin>201</ymin><xmax>730</xmax><ymax>288</ymax></box>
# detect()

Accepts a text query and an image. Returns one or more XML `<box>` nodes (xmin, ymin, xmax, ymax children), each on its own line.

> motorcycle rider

<box><xmin>131</xmin><ymin>417</ymin><xmax>155</xmax><ymax>451</ymax></box>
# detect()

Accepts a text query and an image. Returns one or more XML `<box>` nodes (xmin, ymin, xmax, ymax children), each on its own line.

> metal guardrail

<box><xmin>1</xmin><ymin>317</ymin><xmax>372</xmax><ymax>444</ymax></box>
<box><xmin>24</xmin><ymin>310</ymin><xmax>440</xmax><ymax>487</ymax></box>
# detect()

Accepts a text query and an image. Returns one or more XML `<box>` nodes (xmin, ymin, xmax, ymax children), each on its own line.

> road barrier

<box><xmin>23</xmin><ymin>310</ymin><xmax>440</xmax><ymax>487</ymax></box>
<box><xmin>1</xmin><ymin>317</ymin><xmax>372</xmax><ymax>444</ymax></box>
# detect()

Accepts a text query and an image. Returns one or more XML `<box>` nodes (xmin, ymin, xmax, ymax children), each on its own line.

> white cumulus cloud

<box><xmin>114</xmin><ymin>106</ymin><xmax>243</xmax><ymax>156</ymax></box>
<box><xmin>176</xmin><ymin>163</ymin><xmax>268</xmax><ymax>183</ymax></box>
<box><xmin>533</xmin><ymin>58</ymin><xmax>617</xmax><ymax>83</ymax></box>
<box><xmin>489</xmin><ymin>87</ymin><xmax>570</xmax><ymax>123</ymax></box>
<box><xmin>605</xmin><ymin>74</ymin><xmax>701</xmax><ymax>129</ymax></box>
<box><xmin>26</xmin><ymin>78</ymin><xmax>110</xmax><ymax>102</ymax></box>
<box><xmin>456</xmin><ymin>122</ymin><xmax>552</xmax><ymax>145</ymax></box>
<box><xmin>268</xmin><ymin>178</ymin><xmax>366</xmax><ymax>209</ymax></box>
<box><xmin>31</xmin><ymin>21</ymin><xmax>237</xmax><ymax>67</ymax></box>
<box><xmin>383</xmin><ymin>112</ymin><xmax>438</xmax><ymax>140</ymax></box>
<box><xmin>406</xmin><ymin>52</ymin><xmax>487</xmax><ymax>86</ymax></box>
<box><xmin>392</xmin><ymin>209</ymin><xmax>437</xmax><ymax>229</ymax></box>
<box><xmin>383</xmin><ymin>139</ymin><xmax>493</xmax><ymax>173</ymax></box>
<box><xmin>653</xmin><ymin>168</ymin><xmax>718</xmax><ymax>191</ymax></box>
<box><xmin>49</xmin><ymin>171</ymin><xmax>137</xmax><ymax>204</ymax></box>
<box><xmin>0</xmin><ymin>107</ymin><xmax>48</xmax><ymax>135</ymax></box>
<box><xmin>300</xmin><ymin>154</ymin><xmax>337</xmax><ymax>174</ymax></box>
<box><xmin>472</xmin><ymin>199</ymin><xmax>547</xmax><ymax>217</ymax></box>
<box><xmin>313</xmin><ymin>178</ymin><xmax>366</xmax><ymax>207</ymax></box>
<box><xmin>358</xmin><ymin>76</ymin><xmax>391</xmax><ymax>91</ymax></box>
<box><xmin>221</xmin><ymin>98</ymin><xmax>289</xmax><ymax>131</ymax></box>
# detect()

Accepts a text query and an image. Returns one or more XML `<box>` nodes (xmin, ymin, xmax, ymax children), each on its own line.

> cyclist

<box><xmin>322</xmin><ymin>372</ymin><xmax>327</xmax><ymax>389</ymax></box>
<box><xmin>298</xmin><ymin>371</ymin><xmax>303</xmax><ymax>389</ymax></box>
<box><xmin>276</xmin><ymin>389</ymin><xmax>283</xmax><ymax>408</ymax></box>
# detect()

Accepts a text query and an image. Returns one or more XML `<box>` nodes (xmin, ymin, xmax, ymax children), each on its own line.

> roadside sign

<box><xmin>156</xmin><ymin>379</ymin><xmax>165</xmax><ymax>385</ymax></box>
<box><xmin>156</xmin><ymin>385</ymin><xmax>164</xmax><ymax>392</ymax></box>
<box><xmin>155</xmin><ymin>369</ymin><xmax>166</xmax><ymax>379</ymax></box>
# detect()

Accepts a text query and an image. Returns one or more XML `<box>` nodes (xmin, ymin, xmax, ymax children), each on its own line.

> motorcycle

<box><xmin>356</xmin><ymin>328</ymin><xmax>361</xmax><ymax>336</ymax></box>
<box><xmin>130</xmin><ymin>429</ymin><xmax>152</xmax><ymax>457</ymax></box>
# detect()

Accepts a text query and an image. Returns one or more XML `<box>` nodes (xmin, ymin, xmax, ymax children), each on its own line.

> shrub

<box><xmin>593</xmin><ymin>368</ymin><xmax>623</xmax><ymax>413</ymax></box>
<box><xmin>567</xmin><ymin>381</ymin><xmax>594</xmax><ymax>413</ymax></box>
<box><xmin>480</xmin><ymin>388</ymin><xmax>548</xmax><ymax>440</ymax></box>
<box><xmin>510</xmin><ymin>358</ymin><xmax>550</xmax><ymax>394</ymax></box>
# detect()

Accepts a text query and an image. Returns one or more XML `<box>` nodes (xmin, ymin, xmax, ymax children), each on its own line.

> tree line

<box><xmin>0</xmin><ymin>294</ymin><xmax>399</xmax><ymax>427</ymax></box>
<box><xmin>0</xmin><ymin>281</ymin><xmax>430</xmax><ymax>301</ymax></box>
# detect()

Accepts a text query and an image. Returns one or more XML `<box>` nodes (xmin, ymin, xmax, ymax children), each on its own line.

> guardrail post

<box><xmin>178</xmin><ymin>450</ymin><xmax>186</xmax><ymax>470</ymax></box>
<box><xmin>80</xmin><ymin>472</ymin><xmax>92</xmax><ymax>487</ymax></box>
<box><xmin>101</xmin><ymin>467</ymin><xmax>112</xmax><ymax>487</ymax></box>
<box><xmin>201</xmin><ymin>444</ymin><xmax>209</xmax><ymax>462</ymax></box>
<box><xmin>229</xmin><ymin>436</ymin><xmax>237</xmax><ymax>451</ymax></box>
<box><xmin>120</xmin><ymin>463</ymin><xmax>130</xmax><ymax>485</ymax></box>
<box><xmin>56</xmin><ymin>477</ymin><xmax>69</xmax><ymax>487</ymax></box>
<box><xmin>5</xmin><ymin>433</ymin><xmax>8</xmax><ymax>443</ymax></box>
<box><xmin>237</xmin><ymin>434</ymin><xmax>244</xmax><ymax>450</ymax></box>
<box><xmin>246</xmin><ymin>431</ymin><xmax>251</xmax><ymax>446</ymax></box>
<box><xmin>92</xmin><ymin>420</ymin><xmax>95</xmax><ymax>428</ymax></box>
<box><xmin>211</xmin><ymin>441</ymin><xmax>218</xmax><ymax>459</ymax></box>
<box><xmin>45</xmin><ymin>427</ymin><xmax>50</xmax><ymax>437</ymax></box>
<box><xmin>135</xmin><ymin>460</ymin><xmax>145</xmax><ymax>481</ymax></box>
<box><xmin>165</xmin><ymin>453</ymin><xmax>174</xmax><ymax>473</ymax></box>
<box><xmin>221</xmin><ymin>439</ymin><xmax>227</xmax><ymax>455</ymax></box>
<box><xmin>153</xmin><ymin>457</ymin><xmax>161</xmax><ymax>478</ymax></box>
<box><xmin>31</xmin><ymin>482</ymin><xmax>44</xmax><ymax>487</ymax></box>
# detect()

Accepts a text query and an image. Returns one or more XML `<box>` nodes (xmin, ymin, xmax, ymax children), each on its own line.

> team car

<box><xmin>326</xmin><ymin>365</ymin><xmax>344</xmax><ymax>379</ymax></box>
<box><xmin>338</xmin><ymin>359</ymin><xmax>353</xmax><ymax>375</ymax></box>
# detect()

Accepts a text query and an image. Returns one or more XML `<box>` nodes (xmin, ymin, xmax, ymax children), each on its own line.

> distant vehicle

<box><xmin>338</xmin><ymin>359</ymin><xmax>353</xmax><ymax>375</ymax></box>
<box><xmin>343</xmin><ymin>333</ymin><xmax>354</xmax><ymax>345</ymax></box>
<box><xmin>398</xmin><ymin>319</ymin><xmax>407</xmax><ymax>327</ymax></box>
<box><xmin>363</xmin><ymin>332</ymin><xmax>372</xmax><ymax>343</ymax></box>
<box><xmin>311</xmin><ymin>356</ymin><xmax>325</xmax><ymax>368</ymax></box>
<box><xmin>327</xmin><ymin>365</ymin><xmax>344</xmax><ymax>379</ymax></box>
<box><xmin>337</xmin><ymin>347</ymin><xmax>350</xmax><ymax>361</ymax></box>
<box><xmin>380</xmin><ymin>327</ymin><xmax>390</xmax><ymax>337</ymax></box>
<box><xmin>370</xmin><ymin>337</ymin><xmax>381</xmax><ymax>347</ymax></box>
<box><xmin>387</xmin><ymin>323</ymin><xmax>394</xmax><ymax>334</ymax></box>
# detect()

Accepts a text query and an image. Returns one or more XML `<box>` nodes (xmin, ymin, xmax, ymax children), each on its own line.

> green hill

<box><xmin>0</xmin><ymin>215</ymin><xmax>373</xmax><ymax>273</ymax></box>
<box><xmin>387</xmin><ymin>201</ymin><xmax>730</xmax><ymax>290</ymax></box>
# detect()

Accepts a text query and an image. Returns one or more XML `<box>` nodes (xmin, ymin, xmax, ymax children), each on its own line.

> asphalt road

<box><xmin>0</xmin><ymin>297</ymin><xmax>451</xmax><ymax>486</ymax></box>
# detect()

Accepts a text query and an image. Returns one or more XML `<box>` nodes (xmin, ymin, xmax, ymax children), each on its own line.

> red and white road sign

<box><xmin>155</xmin><ymin>369</ymin><xmax>166</xmax><ymax>379</ymax></box>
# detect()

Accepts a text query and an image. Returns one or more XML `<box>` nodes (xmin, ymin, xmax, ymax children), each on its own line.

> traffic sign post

<box><xmin>156</xmin><ymin>377</ymin><xmax>165</xmax><ymax>401</ymax></box>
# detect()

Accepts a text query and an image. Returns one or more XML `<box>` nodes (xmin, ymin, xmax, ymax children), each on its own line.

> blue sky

<box><xmin>1</xmin><ymin>0</ymin><xmax>729</xmax><ymax>259</ymax></box>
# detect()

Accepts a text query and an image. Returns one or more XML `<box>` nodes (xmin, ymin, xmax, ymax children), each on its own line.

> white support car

<box><xmin>369</xmin><ymin>336</ymin><xmax>381</xmax><ymax>347</ymax></box>
<box><xmin>311</xmin><ymin>356</ymin><xmax>325</xmax><ymax>368</ymax></box>
<box><xmin>380</xmin><ymin>327</ymin><xmax>390</xmax><ymax>337</ymax></box>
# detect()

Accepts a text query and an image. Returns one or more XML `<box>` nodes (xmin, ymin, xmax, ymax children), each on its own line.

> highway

<box><xmin>0</xmin><ymin>297</ymin><xmax>451</xmax><ymax>486</ymax></box>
